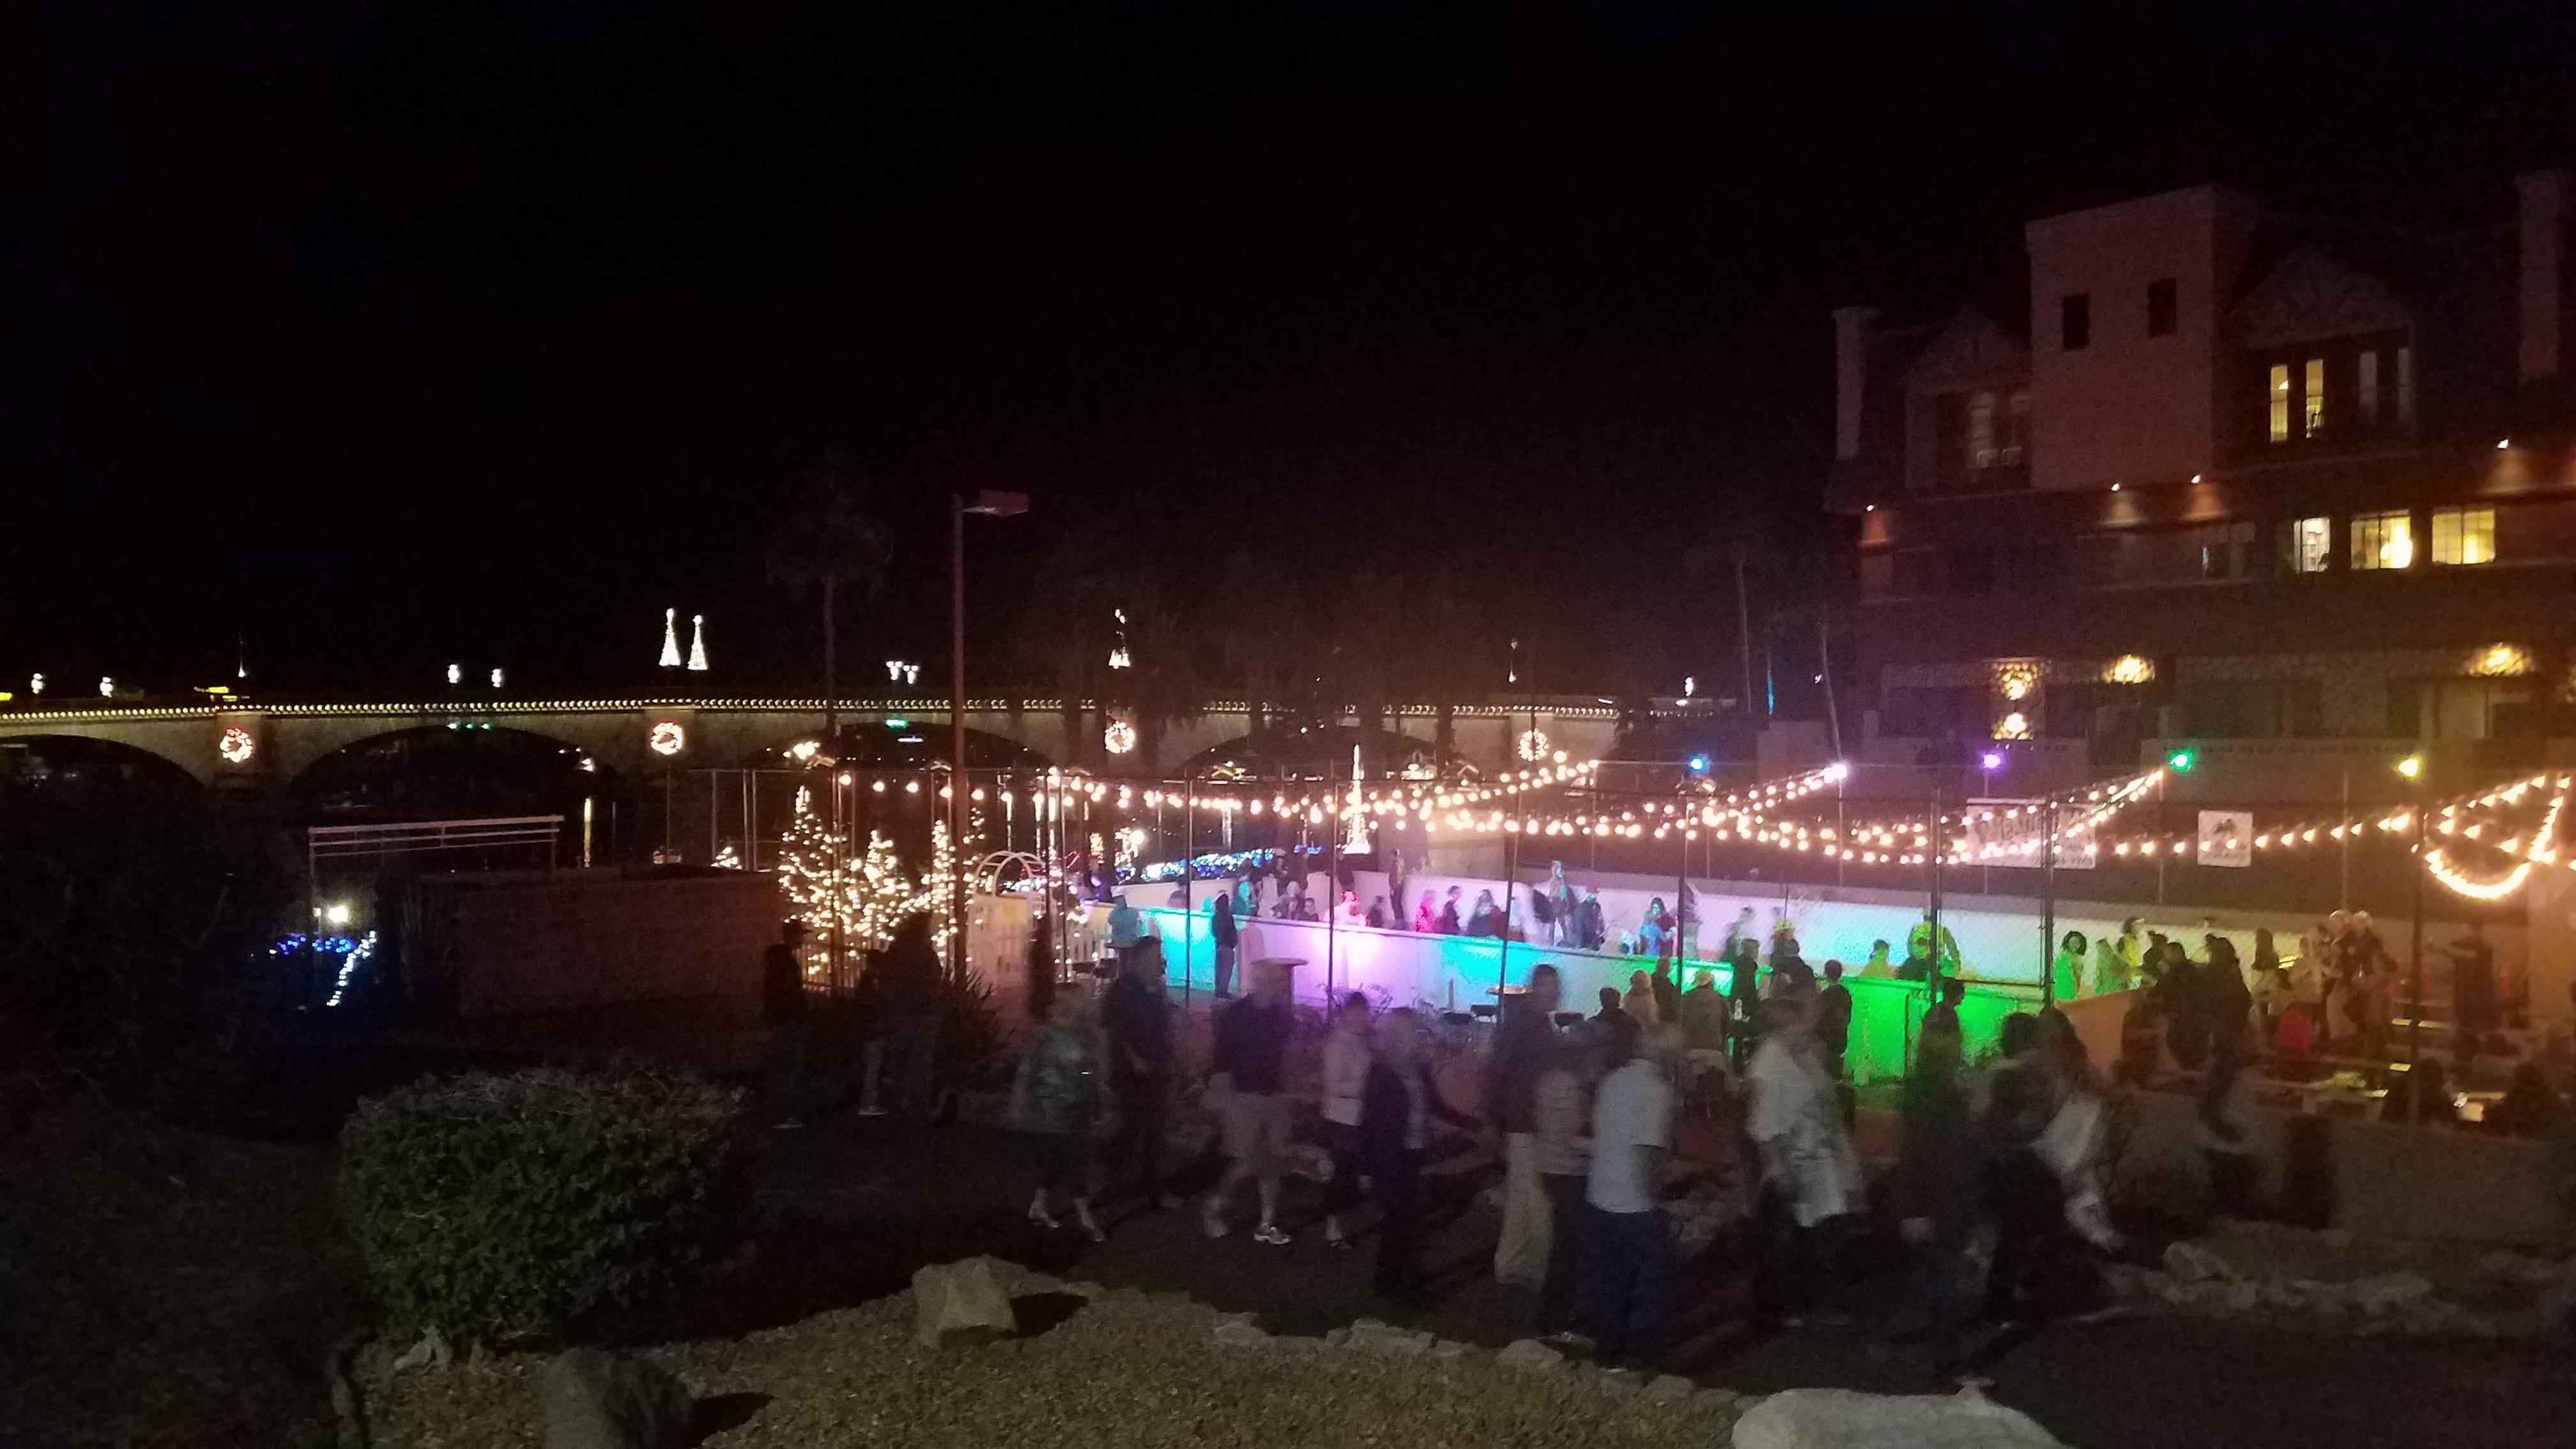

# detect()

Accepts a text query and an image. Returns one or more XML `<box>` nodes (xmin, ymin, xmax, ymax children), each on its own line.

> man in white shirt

<box><xmin>1584</xmin><ymin>1009</ymin><xmax>1677</xmax><ymax>1370</ymax></box>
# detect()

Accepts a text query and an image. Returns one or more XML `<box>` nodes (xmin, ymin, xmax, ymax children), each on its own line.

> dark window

<box><xmin>2061</xmin><ymin>293</ymin><xmax>2090</xmax><ymax>351</ymax></box>
<box><xmin>1858</xmin><ymin>552</ymin><xmax>1894</xmax><ymax>597</ymax></box>
<box><xmin>2146</xmin><ymin>278</ymin><xmax>2177</xmax><ymax>337</ymax></box>
<box><xmin>2195</xmin><ymin>521</ymin><xmax>2258</xmax><ymax>580</ymax></box>
<box><xmin>1892</xmin><ymin>549</ymin><xmax>1943</xmax><ymax>596</ymax></box>
<box><xmin>1882</xmin><ymin>686</ymin><xmax>1981</xmax><ymax>740</ymax></box>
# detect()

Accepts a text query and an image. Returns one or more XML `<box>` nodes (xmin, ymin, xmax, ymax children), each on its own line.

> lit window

<box><xmin>2351</xmin><ymin>510</ymin><xmax>2413</xmax><ymax>570</ymax></box>
<box><xmin>2396</xmin><ymin>344</ymin><xmax>2414</xmax><ymax>427</ymax></box>
<box><xmin>2278</xmin><ymin>516</ymin><xmax>2330</xmax><ymax>574</ymax></box>
<box><xmin>1968</xmin><ymin>392</ymin><xmax>1995</xmax><ymax>469</ymax></box>
<box><xmin>2303</xmin><ymin>358</ymin><xmax>2325</xmax><ymax>437</ymax></box>
<box><xmin>2358</xmin><ymin>351</ymin><xmax>2379</xmax><ymax>421</ymax></box>
<box><xmin>2430</xmin><ymin>506</ymin><xmax>2495</xmax><ymax>565</ymax></box>
<box><xmin>2269</xmin><ymin>364</ymin><xmax>2291</xmax><ymax>442</ymax></box>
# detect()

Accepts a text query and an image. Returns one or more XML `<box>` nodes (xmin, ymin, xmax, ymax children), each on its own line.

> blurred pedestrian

<box><xmin>1483</xmin><ymin>963</ymin><xmax>1562</xmax><ymax>1287</ymax></box>
<box><xmin>1533</xmin><ymin>1033</ymin><xmax>1598</xmax><ymax>1337</ymax></box>
<box><xmin>1013</xmin><ymin>988</ymin><xmax>1106</xmax><ymax>1241</ymax></box>
<box><xmin>1319</xmin><ymin>992</ymin><xmax>1374</xmax><ymax>1249</ymax></box>
<box><xmin>1894</xmin><ymin>1013</ymin><xmax>1981</xmax><ymax>1381</ymax></box>
<box><xmin>1585</xmin><ymin>1009</ymin><xmax>1678</xmax><ymax>1369</ymax></box>
<box><xmin>1361</xmin><ymin>1008</ymin><xmax>1471</xmax><ymax>1300</ymax></box>
<box><xmin>762</xmin><ymin>919</ymin><xmax>812</xmax><ymax>1128</ymax></box>
<box><xmin>1749</xmin><ymin>985</ymin><xmax>1862</xmax><ymax>1326</ymax></box>
<box><xmin>1204</xmin><ymin>960</ymin><xmax>1295</xmax><ymax>1244</ymax></box>
<box><xmin>1210</xmin><ymin>891</ymin><xmax>1239</xmax><ymax>998</ymax></box>
<box><xmin>1101</xmin><ymin>934</ymin><xmax>1178</xmax><ymax>1209</ymax></box>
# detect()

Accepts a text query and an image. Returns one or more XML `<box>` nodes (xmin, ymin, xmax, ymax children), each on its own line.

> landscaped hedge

<box><xmin>339</xmin><ymin>1066</ymin><xmax>754</xmax><ymax>1346</ymax></box>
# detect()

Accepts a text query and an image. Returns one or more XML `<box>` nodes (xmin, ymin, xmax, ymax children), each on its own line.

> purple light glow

<box><xmin>1979</xmin><ymin>750</ymin><xmax>2004</xmax><ymax>770</ymax></box>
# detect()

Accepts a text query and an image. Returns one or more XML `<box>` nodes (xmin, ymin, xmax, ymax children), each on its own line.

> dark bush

<box><xmin>0</xmin><ymin>781</ymin><xmax>286</xmax><ymax>1097</ymax></box>
<box><xmin>338</xmin><ymin>1066</ymin><xmax>754</xmax><ymax>1346</ymax></box>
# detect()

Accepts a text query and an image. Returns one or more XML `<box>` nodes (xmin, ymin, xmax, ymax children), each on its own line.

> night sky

<box><xmin>9</xmin><ymin>5</ymin><xmax>2574</xmax><ymax>700</ymax></box>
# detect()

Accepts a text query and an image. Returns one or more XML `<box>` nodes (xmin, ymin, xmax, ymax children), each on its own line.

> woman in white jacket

<box><xmin>1747</xmin><ymin>986</ymin><xmax>1862</xmax><ymax>1324</ymax></box>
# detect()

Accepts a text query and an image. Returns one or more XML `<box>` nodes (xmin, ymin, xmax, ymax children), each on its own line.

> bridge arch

<box><xmin>0</xmin><ymin>732</ymin><xmax>204</xmax><ymax>797</ymax></box>
<box><xmin>736</xmin><ymin>719</ymin><xmax>1057</xmax><ymax>773</ymax></box>
<box><xmin>286</xmin><ymin>723</ymin><xmax>624</xmax><ymax>836</ymax></box>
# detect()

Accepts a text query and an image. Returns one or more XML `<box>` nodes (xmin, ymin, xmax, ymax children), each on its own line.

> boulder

<box><xmin>2161</xmin><ymin>1241</ymin><xmax>2237</xmax><ymax>1283</ymax></box>
<box><xmin>390</xmin><ymin>1326</ymin><xmax>452</xmax><ymax>1372</ymax></box>
<box><xmin>1496</xmin><ymin>1338</ymin><xmax>1566</xmax><ymax>1371</ymax></box>
<box><xmin>1341</xmin><ymin>1318</ymin><xmax>1434</xmax><ymax>1355</ymax></box>
<box><xmin>911</xmin><ymin>1259</ymin><xmax>1018</xmax><ymax>1348</ymax></box>
<box><xmin>1644</xmin><ymin>1374</ymin><xmax>1695</xmax><ymax>1404</ymax></box>
<box><xmin>1731</xmin><ymin>1387</ymin><xmax>2070</xmax><ymax>1449</ymax></box>
<box><xmin>538</xmin><ymin>1348</ymin><xmax>693</xmax><ymax>1449</ymax></box>
<box><xmin>1211</xmin><ymin>1318</ymin><xmax>1273</xmax><ymax>1349</ymax></box>
<box><xmin>2344</xmin><ymin>1271</ymin><xmax>2435</xmax><ymax>1315</ymax></box>
<box><xmin>1431</xmin><ymin>1338</ymin><xmax>1473</xmax><ymax>1361</ymax></box>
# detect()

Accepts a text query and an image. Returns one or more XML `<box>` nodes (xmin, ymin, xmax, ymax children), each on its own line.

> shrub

<box><xmin>338</xmin><ymin>1066</ymin><xmax>754</xmax><ymax>1346</ymax></box>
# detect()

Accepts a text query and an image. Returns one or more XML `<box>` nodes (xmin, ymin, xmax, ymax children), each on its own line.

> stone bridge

<box><xmin>0</xmin><ymin>693</ymin><xmax>1634</xmax><ymax>792</ymax></box>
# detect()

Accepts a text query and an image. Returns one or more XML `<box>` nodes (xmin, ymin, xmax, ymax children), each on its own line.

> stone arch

<box><xmin>1177</xmin><ymin>723</ymin><xmax>1474</xmax><ymax>783</ymax></box>
<box><xmin>285</xmin><ymin>723</ymin><xmax>624</xmax><ymax>830</ymax></box>
<box><xmin>0</xmin><ymin>732</ymin><xmax>205</xmax><ymax>796</ymax></box>
<box><xmin>734</xmin><ymin>719</ymin><xmax>1057</xmax><ymax>773</ymax></box>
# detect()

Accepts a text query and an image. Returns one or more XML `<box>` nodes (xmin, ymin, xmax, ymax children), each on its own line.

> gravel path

<box><xmin>364</xmin><ymin>1284</ymin><xmax>1742</xmax><ymax>1448</ymax></box>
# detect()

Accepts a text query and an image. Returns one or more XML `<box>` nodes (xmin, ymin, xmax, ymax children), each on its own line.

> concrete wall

<box><xmin>2026</xmin><ymin>185</ymin><xmax>2255</xmax><ymax>490</ymax></box>
<box><xmin>2114</xmin><ymin>1089</ymin><xmax>2564</xmax><ymax>1250</ymax></box>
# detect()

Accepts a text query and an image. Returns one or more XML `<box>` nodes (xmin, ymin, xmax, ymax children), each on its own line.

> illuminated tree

<box><xmin>776</xmin><ymin>786</ymin><xmax>841</xmax><ymax>930</ymax></box>
<box><xmin>842</xmin><ymin>829</ymin><xmax>915</xmax><ymax>953</ymax></box>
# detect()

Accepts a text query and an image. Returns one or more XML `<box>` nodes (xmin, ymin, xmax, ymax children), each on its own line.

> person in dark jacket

<box><xmin>1483</xmin><ymin>965</ymin><xmax>1563</xmax><ymax>1286</ymax></box>
<box><xmin>1210</xmin><ymin>892</ymin><xmax>1239</xmax><ymax>997</ymax></box>
<box><xmin>1436</xmin><ymin>886</ymin><xmax>1465</xmax><ymax>935</ymax></box>
<box><xmin>1575</xmin><ymin>888</ymin><xmax>1607</xmax><ymax>949</ymax></box>
<box><xmin>1101</xmin><ymin>937</ymin><xmax>1178</xmax><ymax>1209</ymax></box>
<box><xmin>1818</xmin><ymin>959</ymin><xmax>1855</xmax><ymax>1082</ymax></box>
<box><xmin>1895</xmin><ymin>1013</ymin><xmax>1982</xmax><ymax>1380</ymax></box>
<box><xmin>762</xmin><ymin>920</ymin><xmax>811</xmax><ymax>1127</ymax></box>
<box><xmin>1204</xmin><ymin>961</ymin><xmax>1297</xmax><ymax>1243</ymax></box>
<box><xmin>1649</xmin><ymin>958</ymin><xmax>1681</xmax><ymax>1024</ymax></box>
<box><xmin>1360</xmin><ymin>1007</ymin><xmax>1473</xmax><ymax>1298</ymax></box>
<box><xmin>1768</xmin><ymin>933</ymin><xmax>1816</xmax><ymax>995</ymax></box>
<box><xmin>1726</xmin><ymin>938</ymin><xmax>1764</xmax><ymax>1068</ymax></box>
<box><xmin>1979</xmin><ymin>1012</ymin><xmax>2063</xmax><ymax>1325</ymax></box>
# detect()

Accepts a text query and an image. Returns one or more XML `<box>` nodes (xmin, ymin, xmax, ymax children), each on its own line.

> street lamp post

<box><xmin>2399</xmin><ymin>752</ymin><xmax>2426</xmax><ymax>1126</ymax></box>
<box><xmin>952</xmin><ymin>490</ymin><xmax>1029</xmax><ymax>982</ymax></box>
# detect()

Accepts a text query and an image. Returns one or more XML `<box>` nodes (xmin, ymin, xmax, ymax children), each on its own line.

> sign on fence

<box><xmin>2197</xmin><ymin>810</ymin><xmax>2254</xmax><ymax>868</ymax></box>
<box><xmin>1963</xmin><ymin>800</ymin><xmax>2096</xmax><ymax>869</ymax></box>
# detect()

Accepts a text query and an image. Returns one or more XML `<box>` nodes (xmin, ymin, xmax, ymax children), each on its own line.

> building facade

<box><xmin>1829</xmin><ymin>175</ymin><xmax>2576</xmax><ymax>804</ymax></box>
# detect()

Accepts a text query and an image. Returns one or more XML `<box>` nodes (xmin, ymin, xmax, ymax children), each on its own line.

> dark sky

<box><xmin>8</xmin><ymin>4</ymin><xmax>2575</xmax><ymax>699</ymax></box>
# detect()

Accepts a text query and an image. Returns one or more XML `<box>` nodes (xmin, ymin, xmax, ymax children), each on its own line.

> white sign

<box><xmin>2198</xmin><ymin>810</ymin><xmax>2253</xmax><ymax>868</ymax></box>
<box><xmin>1963</xmin><ymin>801</ymin><xmax>2096</xmax><ymax>869</ymax></box>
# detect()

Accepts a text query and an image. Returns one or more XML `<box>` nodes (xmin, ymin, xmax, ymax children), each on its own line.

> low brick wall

<box><xmin>2111</xmin><ymin>1088</ymin><xmax>2564</xmax><ymax>1250</ymax></box>
<box><xmin>405</xmin><ymin>867</ymin><xmax>783</xmax><ymax>1018</ymax></box>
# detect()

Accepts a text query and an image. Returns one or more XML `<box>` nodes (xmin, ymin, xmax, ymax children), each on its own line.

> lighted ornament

<box><xmin>489</xmin><ymin>667</ymin><xmax>505</xmax><ymax>688</ymax></box>
<box><xmin>28</xmin><ymin>673</ymin><xmax>42</xmax><ymax>696</ymax></box>
<box><xmin>787</xmin><ymin>739</ymin><xmax>822</xmax><ymax>763</ymax></box>
<box><xmin>659</xmin><ymin>608</ymin><xmax>682</xmax><ymax>668</ymax></box>
<box><xmin>648</xmin><ymin>721</ymin><xmax>686</xmax><ymax>756</ymax></box>
<box><xmin>218</xmin><ymin>725</ymin><xmax>256</xmax><ymax>765</ymax></box>
<box><xmin>1104</xmin><ymin>718</ymin><xmax>1138</xmax><ymax>755</ymax></box>
<box><xmin>98</xmin><ymin>675</ymin><xmax>114</xmax><ymax>698</ymax></box>
<box><xmin>445</xmin><ymin>663</ymin><xmax>461</xmax><ymax>686</ymax></box>
<box><xmin>687</xmin><ymin>614</ymin><xmax>709</xmax><ymax>672</ymax></box>
<box><xmin>1515</xmin><ymin>728</ymin><xmax>1550</xmax><ymax>762</ymax></box>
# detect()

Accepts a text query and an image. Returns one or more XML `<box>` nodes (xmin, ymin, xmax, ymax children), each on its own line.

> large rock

<box><xmin>911</xmin><ymin>1259</ymin><xmax>1018</xmax><ymax>1348</ymax></box>
<box><xmin>1340</xmin><ymin>1318</ymin><xmax>1433</xmax><ymax>1355</ymax></box>
<box><xmin>538</xmin><ymin>1348</ymin><xmax>693</xmax><ymax>1449</ymax></box>
<box><xmin>2344</xmin><ymin>1271</ymin><xmax>2435</xmax><ymax>1314</ymax></box>
<box><xmin>2161</xmin><ymin>1240</ymin><xmax>2237</xmax><ymax>1283</ymax></box>
<box><xmin>1733</xmin><ymin>1388</ymin><xmax>2069</xmax><ymax>1449</ymax></box>
<box><xmin>1496</xmin><ymin>1338</ymin><xmax>1566</xmax><ymax>1371</ymax></box>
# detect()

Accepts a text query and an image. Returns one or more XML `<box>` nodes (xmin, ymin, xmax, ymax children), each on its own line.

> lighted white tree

<box><xmin>776</xmin><ymin>787</ymin><xmax>843</xmax><ymax>930</ymax></box>
<box><xmin>841</xmin><ymin>829</ymin><xmax>916</xmax><ymax>952</ymax></box>
<box><xmin>914</xmin><ymin>817</ymin><xmax>960</xmax><ymax>969</ymax></box>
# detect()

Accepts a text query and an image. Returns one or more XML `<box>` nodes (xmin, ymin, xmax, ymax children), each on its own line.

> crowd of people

<box><xmin>772</xmin><ymin>870</ymin><xmax>2573</xmax><ymax>1384</ymax></box>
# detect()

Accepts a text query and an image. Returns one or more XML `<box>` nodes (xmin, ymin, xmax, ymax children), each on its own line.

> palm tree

<box><xmin>1013</xmin><ymin>527</ymin><xmax>1120</xmax><ymax>766</ymax></box>
<box><xmin>765</xmin><ymin>452</ymin><xmax>892</xmax><ymax>740</ymax></box>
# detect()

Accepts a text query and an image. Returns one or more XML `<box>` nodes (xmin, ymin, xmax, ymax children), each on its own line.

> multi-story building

<box><xmin>1828</xmin><ymin>174</ymin><xmax>2576</xmax><ymax>806</ymax></box>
